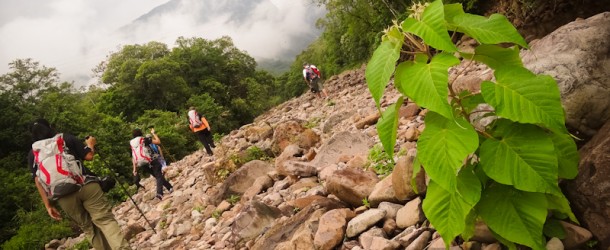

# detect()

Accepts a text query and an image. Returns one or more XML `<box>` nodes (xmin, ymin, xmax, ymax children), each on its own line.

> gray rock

<box><xmin>346</xmin><ymin>209</ymin><xmax>387</xmax><ymax>238</ymax></box>
<box><xmin>521</xmin><ymin>12</ymin><xmax>610</xmax><ymax>136</ymax></box>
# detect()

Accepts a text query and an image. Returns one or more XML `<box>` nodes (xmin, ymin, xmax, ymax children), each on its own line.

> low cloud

<box><xmin>0</xmin><ymin>0</ymin><xmax>325</xmax><ymax>86</ymax></box>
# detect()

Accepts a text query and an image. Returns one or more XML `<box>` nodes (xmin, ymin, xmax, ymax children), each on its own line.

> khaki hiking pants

<box><xmin>57</xmin><ymin>182</ymin><xmax>131</xmax><ymax>250</ymax></box>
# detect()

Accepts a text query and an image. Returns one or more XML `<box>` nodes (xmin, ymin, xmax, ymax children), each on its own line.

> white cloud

<box><xmin>0</xmin><ymin>0</ymin><xmax>324</xmax><ymax>86</ymax></box>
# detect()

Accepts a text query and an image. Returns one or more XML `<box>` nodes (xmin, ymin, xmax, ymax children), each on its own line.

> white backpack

<box><xmin>32</xmin><ymin>133</ymin><xmax>84</xmax><ymax>200</ymax></box>
<box><xmin>188</xmin><ymin>110</ymin><xmax>203</xmax><ymax>128</ymax></box>
<box><xmin>130</xmin><ymin>136</ymin><xmax>153</xmax><ymax>167</ymax></box>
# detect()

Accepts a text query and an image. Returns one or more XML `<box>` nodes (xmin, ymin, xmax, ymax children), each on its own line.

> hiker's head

<box><xmin>31</xmin><ymin>119</ymin><xmax>55</xmax><ymax>141</ymax></box>
<box><xmin>132</xmin><ymin>128</ymin><xmax>143</xmax><ymax>138</ymax></box>
<box><xmin>302</xmin><ymin>62</ymin><xmax>309</xmax><ymax>68</ymax></box>
<box><xmin>189</xmin><ymin>106</ymin><xmax>196</xmax><ymax>111</ymax></box>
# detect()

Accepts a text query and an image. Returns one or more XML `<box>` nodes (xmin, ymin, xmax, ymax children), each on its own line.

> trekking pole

<box><xmin>159</xmin><ymin>143</ymin><xmax>177</xmax><ymax>163</ymax></box>
<box><xmin>95</xmin><ymin>151</ymin><xmax>157</xmax><ymax>234</ymax></box>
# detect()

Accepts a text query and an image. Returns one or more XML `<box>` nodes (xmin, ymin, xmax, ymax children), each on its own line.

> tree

<box><xmin>98</xmin><ymin>42</ymin><xmax>188</xmax><ymax>121</ymax></box>
<box><xmin>0</xmin><ymin>58</ymin><xmax>60</xmax><ymax>103</ymax></box>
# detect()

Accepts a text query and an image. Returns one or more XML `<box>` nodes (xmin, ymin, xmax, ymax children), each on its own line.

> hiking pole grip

<box><xmin>96</xmin><ymin>151</ymin><xmax>158</xmax><ymax>234</ymax></box>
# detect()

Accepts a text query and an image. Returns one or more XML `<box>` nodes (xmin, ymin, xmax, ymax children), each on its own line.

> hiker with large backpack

<box><xmin>302</xmin><ymin>62</ymin><xmax>329</xmax><ymax>98</ymax></box>
<box><xmin>130</xmin><ymin>128</ymin><xmax>173</xmax><ymax>200</ymax></box>
<box><xmin>187</xmin><ymin>107</ymin><xmax>216</xmax><ymax>156</ymax></box>
<box><xmin>28</xmin><ymin>119</ymin><xmax>130</xmax><ymax>250</ymax></box>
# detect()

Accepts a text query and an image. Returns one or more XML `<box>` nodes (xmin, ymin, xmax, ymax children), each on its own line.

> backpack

<box><xmin>305</xmin><ymin>66</ymin><xmax>317</xmax><ymax>80</ymax></box>
<box><xmin>188</xmin><ymin>110</ymin><xmax>203</xmax><ymax>128</ymax></box>
<box><xmin>130</xmin><ymin>136</ymin><xmax>153</xmax><ymax>167</ymax></box>
<box><xmin>32</xmin><ymin>133</ymin><xmax>85</xmax><ymax>200</ymax></box>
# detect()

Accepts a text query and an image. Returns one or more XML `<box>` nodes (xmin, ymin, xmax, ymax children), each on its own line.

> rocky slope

<box><xmin>46</xmin><ymin>12</ymin><xmax>610</xmax><ymax>250</ymax></box>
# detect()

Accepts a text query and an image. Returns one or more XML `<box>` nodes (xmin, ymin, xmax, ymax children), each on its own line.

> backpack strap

<box><xmin>137</xmin><ymin>137</ymin><xmax>151</xmax><ymax>163</ymax></box>
<box><xmin>33</xmin><ymin>150</ymin><xmax>51</xmax><ymax>185</ymax></box>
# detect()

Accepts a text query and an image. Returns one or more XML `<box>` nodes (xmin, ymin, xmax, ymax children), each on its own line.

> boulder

<box><xmin>521</xmin><ymin>12</ymin><xmax>610</xmax><ymax>136</ymax></box>
<box><xmin>312</xmin><ymin>131</ymin><xmax>372</xmax><ymax>171</ymax></box>
<box><xmin>233</xmin><ymin>200</ymin><xmax>282</xmax><ymax>241</ymax></box>
<box><xmin>314</xmin><ymin>208</ymin><xmax>355</xmax><ymax>250</ymax></box>
<box><xmin>564</xmin><ymin>120</ymin><xmax>610</xmax><ymax>249</ymax></box>
<box><xmin>326</xmin><ymin>167</ymin><xmax>380</xmax><ymax>207</ymax></box>
<box><xmin>211</xmin><ymin>160</ymin><xmax>274</xmax><ymax>204</ymax></box>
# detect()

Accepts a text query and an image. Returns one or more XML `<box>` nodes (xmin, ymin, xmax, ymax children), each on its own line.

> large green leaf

<box><xmin>395</xmin><ymin>53</ymin><xmax>459</xmax><ymax>120</ymax></box>
<box><xmin>444</xmin><ymin>3</ymin><xmax>465</xmax><ymax>28</ymax></box>
<box><xmin>402</xmin><ymin>0</ymin><xmax>457</xmax><ymax>52</ymax></box>
<box><xmin>480</xmin><ymin>120</ymin><xmax>562</xmax><ymax>195</ymax></box>
<box><xmin>460</xmin><ymin>44</ymin><xmax>523</xmax><ymax>70</ymax></box>
<box><xmin>459</xmin><ymin>93</ymin><xmax>484</xmax><ymax>114</ymax></box>
<box><xmin>377</xmin><ymin>97</ymin><xmax>403</xmax><ymax>159</ymax></box>
<box><xmin>419</xmin><ymin>111</ymin><xmax>478</xmax><ymax>191</ymax></box>
<box><xmin>423</xmin><ymin>170</ymin><xmax>480</xmax><ymax>247</ymax></box>
<box><xmin>477</xmin><ymin>184</ymin><xmax>547</xmax><ymax>250</ymax></box>
<box><xmin>449</xmin><ymin>13</ymin><xmax>528</xmax><ymax>48</ymax></box>
<box><xmin>481</xmin><ymin>66</ymin><xmax>567</xmax><ymax>134</ymax></box>
<box><xmin>546</xmin><ymin>193</ymin><xmax>578</xmax><ymax>223</ymax></box>
<box><xmin>550</xmin><ymin>132</ymin><xmax>579</xmax><ymax>179</ymax></box>
<box><xmin>365</xmin><ymin>39</ymin><xmax>401</xmax><ymax>108</ymax></box>
<box><xmin>543</xmin><ymin>218</ymin><xmax>566</xmax><ymax>239</ymax></box>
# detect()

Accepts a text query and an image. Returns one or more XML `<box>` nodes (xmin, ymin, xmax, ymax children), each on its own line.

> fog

<box><xmin>0</xmin><ymin>0</ymin><xmax>325</xmax><ymax>85</ymax></box>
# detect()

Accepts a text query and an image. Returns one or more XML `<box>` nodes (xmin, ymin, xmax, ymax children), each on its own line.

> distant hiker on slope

<box><xmin>188</xmin><ymin>107</ymin><xmax>216</xmax><ymax>156</ymax></box>
<box><xmin>303</xmin><ymin>62</ymin><xmax>329</xmax><ymax>98</ymax></box>
<box><xmin>28</xmin><ymin>119</ymin><xmax>130</xmax><ymax>250</ymax></box>
<box><xmin>130</xmin><ymin>128</ymin><xmax>173</xmax><ymax>200</ymax></box>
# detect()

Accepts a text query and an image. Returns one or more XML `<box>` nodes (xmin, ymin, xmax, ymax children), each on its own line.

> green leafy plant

<box><xmin>69</xmin><ymin>239</ymin><xmax>91</xmax><ymax>250</ymax></box>
<box><xmin>227</xmin><ymin>195</ymin><xmax>240</xmax><ymax>205</ymax></box>
<box><xmin>216</xmin><ymin>168</ymin><xmax>230</xmax><ymax>179</ymax></box>
<box><xmin>366</xmin><ymin>144</ymin><xmax>395</xmax><ymax>176</ymax></box>
<box><xmin>193</xmin><ymin>206</ymin><xmax>203</xmax><ymax>213</ymax></box>
<box><xmin>245</xmin><ymin>146</ymin><xmax>269</xmax><ymax>162</ymax></box>
<box><xmin>304</xmin><ymin>117</ymin><xmax>321</xmax><ymax>129</ymax></box>
<box><xmin>362</xmin><ymin>197</ymin><xmax>371</xmax><ymax>208</ymax></box>
<box><xmin>365</xmin><ymin>1</ymin><xmax>578</xmax><ymax>249</ymax></box>
<box><xmin>212</xmin><ymin>210</ymin><xmax>221</xmax><ymax>220</ymax></box>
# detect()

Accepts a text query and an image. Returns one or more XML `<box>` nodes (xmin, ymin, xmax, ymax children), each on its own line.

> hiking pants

<box><xmin>151</xmin><ymin>159</ymin><xmax>172</xmax><ymax>196</ymax></box>
<box><xmin>57</xmin><ymin>182</ymin><xmax>131</xmax><ymax>250</ymax></box>
<box><xmin>135</xmin><ymin>160</ymin><xmax>173</xmax><ymax>196</ymax></box>
<box><xmin>195</xmin><ymin>129</ymin><xmax>216</xmax><ymax>155</ymax></box>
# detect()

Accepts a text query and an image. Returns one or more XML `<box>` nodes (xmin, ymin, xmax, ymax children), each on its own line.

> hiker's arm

<box><xmin>35</xmin><ymin>177</ymin><xmax>62</xmax><ymax>221</ymax></box>
<box><xmin>150</xmin><ymin>128</ymin><xmax>161</xmax><ymax>144</ymax></box>
<box><xmin>83</xmin><ymin>136</ymin><xmax>96</xmax><ymax>161</ymax></box>
<box><xmin>202</xmin><ymin>118</ymin><xmax>210</xmax><ymax>131</ymax></box>
<box><xmin>132</xmin><ymin>160</ymin><xmax>138</xmax><ymax>176</ymax></box>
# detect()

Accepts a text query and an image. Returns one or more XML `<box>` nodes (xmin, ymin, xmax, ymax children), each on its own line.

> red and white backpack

<box><xmin>32</xmin><ymin>133</ymin><xmax>84</xmax><ymax>200</ymax></box>
<box><xmin>130</xmin><ymin>136</ymin><xmax>153</xmax><ymax>167</ymax></box>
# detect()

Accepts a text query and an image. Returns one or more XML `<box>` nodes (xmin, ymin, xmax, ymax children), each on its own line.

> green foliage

<box><xmin>69</xmin><ymin>239</ymin><xmax>91</xmax><ymax>250</ymax></box>
<box><xmin>227</xmin><ymin>195</ymin><xmax>240</xmax><ymax>205</ymax></box>
<box><xmin>211</xmin><ymin>210</ymin><xmax>221</xmax><ymax>220</ymax></box>
<box><xmin>1</xmin><ymin>206</ymin><xmax>73</xmax><ymax>250</ymax></box>
<box><xmin>366</xmin><ymin>1</ymin><xmax>578</xmax><ymax>249</ymax></box>
<box><xmin>245</xmin><ymin>146</ymin><xmax>269</xmax><ymax>162</ymax></box>
<box><xmin>362</xmin><ymin>197</ymin><xmax>370</xmax><ymax>208</ymax></box>
<box><xmin>304</xmin><ymin>117</ymin><xmax>321</xmax><ymax>129</ymax></box>
<box><xmin>366</xmin><ymin>144</ymin><xmax>395</xmax><ymax>176</ymax></box>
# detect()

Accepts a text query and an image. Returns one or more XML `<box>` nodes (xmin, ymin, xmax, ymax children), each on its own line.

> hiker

<box><xmin>28</xmin><ymin>119</ymin><xmax>130</xmax><ymax>250</ymax></box>
<box><xmin>147</xmin><ymin>134</ymin><xmax>168</xmax><ymax>174</ymax></box>
<box><xmin>303</xmin><ymin>62</ymin><xmax>329</xmax><ymax>98</ymax></box>
<box><xmin>187</xmin><ymin>107</ymin><xmax>216</xmax><ymax>156</ymax></box>
<box><xmin>130</xmin><ymin>128</ymin><xmax>173</xmax><ymax>200</ymax></box>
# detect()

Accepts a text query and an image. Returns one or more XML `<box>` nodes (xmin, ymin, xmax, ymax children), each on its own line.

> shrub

<box><xmin>366</xmin><ymin>0</ymin><xmax>578</xmax><ymax>248</ymax></box>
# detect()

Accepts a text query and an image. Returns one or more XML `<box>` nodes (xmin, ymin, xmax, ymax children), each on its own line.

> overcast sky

<box><xmin>0</xmin><ymin>0</ymin><xmax>325</xmax><ymax>85</ymax></box>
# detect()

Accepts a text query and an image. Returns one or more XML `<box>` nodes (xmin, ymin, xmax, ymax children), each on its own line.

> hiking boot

<box><xmin>168</xmin><ymin>188</ymin><xmax>174</xmax><ymax>194</ymax></box>
<box><xmin>156</xmin><ymin>194</ymin><xmax>163</xmax><ymax>200</ymax></box>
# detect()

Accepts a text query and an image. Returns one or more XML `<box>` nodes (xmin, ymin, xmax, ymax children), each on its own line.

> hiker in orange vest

<box><xmin>187</xmin><ymin>107</ymin><xmax>216</xmax><ymax>156</ymax></box>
